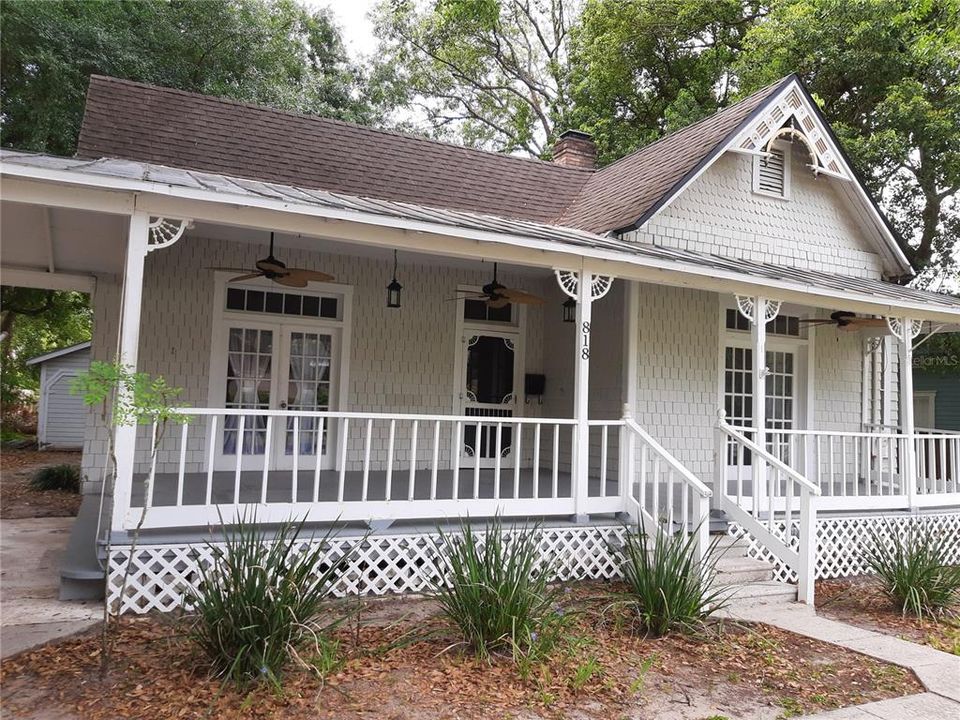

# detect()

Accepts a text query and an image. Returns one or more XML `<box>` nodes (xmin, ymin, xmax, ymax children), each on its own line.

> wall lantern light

<box><xmin>562</xmin><ymin>297</ymin><xmax>576</xmax><ymax>323</ymax></box>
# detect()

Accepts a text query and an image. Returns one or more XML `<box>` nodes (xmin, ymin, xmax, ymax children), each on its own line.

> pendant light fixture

<box><xmin>386</xmin><ymin>249</ymin><xmax>402</xmax><ymax>308</ymax></box>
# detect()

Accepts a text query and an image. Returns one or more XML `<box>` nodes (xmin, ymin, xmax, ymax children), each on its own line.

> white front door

<box><xmin>214</xmin><ymin>321</ymin><xmax>339</xmax><ymax>471</ymax></box>
<box><xmin>457</xmin><ymin>331</ymin><xmax>521</xmax><ymax>467</ymax></box>
<box><xmin>723</xmin><ymin>344</ymin><xmax>802</xmax><ymax>476</ymax></box>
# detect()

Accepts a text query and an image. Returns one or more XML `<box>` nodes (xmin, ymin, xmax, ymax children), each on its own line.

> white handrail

<box><xmin>625</xmin><ymin>418</ymin><xmax>712</xmax><ymax>498</ymax></box>
<box><xmin>719</xmin><ymin>422</ymin><xmax>821</xmax><ymax>496</ymax></box>
<box><xmin>179</xmin><ymin>407</ymin><xmax>578</xmax><ymax>425</ymax></box>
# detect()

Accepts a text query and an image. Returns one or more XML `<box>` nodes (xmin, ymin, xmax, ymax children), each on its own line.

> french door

<box><xmin>215</xmin><ymin>321</ymin><xmax>338</xmax><ymax>471</ymax></box>
<box><xmin>457</xmin><ymin>331</ymin><xmax>521</xmax><ymax>467</ymax></box>
<box><xmin>723</xmin><ymin>344</ymin><xmax>801</xmax><ymax>476</ymax></box>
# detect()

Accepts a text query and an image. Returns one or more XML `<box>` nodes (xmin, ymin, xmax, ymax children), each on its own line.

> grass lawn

<box><xmin>1</xmin><ymin>586</ymin><xmax>922</xmax><ymax>720</ymax></box>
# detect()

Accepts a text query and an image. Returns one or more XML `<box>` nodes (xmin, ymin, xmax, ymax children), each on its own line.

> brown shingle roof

<box><xmin>76</xmin><ymin>75</ymin><xmax>792</xmax><ymax>234</ymax></box>
<box><xmin>558</xmin><ymin>76</ymin><xmax>792</xmax><ymax>233</ymax></box>
<box><xmin>76</xmin><ymin>76</ymin><xmax>592</xmax><ymax>225</ymax></box>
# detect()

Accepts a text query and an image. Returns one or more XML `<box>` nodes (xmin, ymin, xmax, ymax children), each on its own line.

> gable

<box><xmin>620</xmin><ymin>145</ymin><xmax>886</xmax><ymax>279</ymax></box>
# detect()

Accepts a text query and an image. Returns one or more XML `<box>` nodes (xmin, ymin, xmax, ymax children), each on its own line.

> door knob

<box><xmin>280</xmin><ymin>401</ymin><xmax>287</xmax><ymax>409</ymax></box>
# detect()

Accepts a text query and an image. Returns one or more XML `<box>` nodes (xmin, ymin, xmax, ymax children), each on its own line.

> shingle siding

<box><xmin>621</xmin><ymin>147</ymin><xmax>885</xmax><ymax>279</ymax></box>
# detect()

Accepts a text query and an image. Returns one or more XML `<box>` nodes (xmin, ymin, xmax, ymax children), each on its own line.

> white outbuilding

<box><xmin>26</xmin><ymin>341</ymin><xmax>91</xmax><ymax>449</ymax></box>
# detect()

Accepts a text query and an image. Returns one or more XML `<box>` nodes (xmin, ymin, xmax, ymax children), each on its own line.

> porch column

<box><xmin>894</xmin><ymin>317</ymin><xmax>919</xmax><ymax>508</ymax></box>
<box><xmin>573</xmin><ymin>266</ymin><xmax>593</xmax><ymax>521</ymax></box>
<box><xmin>111</xmin><ymin>211</ymin><xmax>150</xmax><ymax>533</ymax></box>
<box><xmin>752</xmin><ymin>297</ymin><xmax>769</xmax><ymax>508</ymax></box>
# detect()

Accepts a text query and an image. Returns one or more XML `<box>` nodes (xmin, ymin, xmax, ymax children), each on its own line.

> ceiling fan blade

<box><xmin>206</xmin><ymin>267</ymin><xmax>253</xmax><ymax>273</ymax></box>
<box><xmin>497</xmin><ymin>288</ymin><xmax>546</xmax><ymax>305</ymax></box>
<box><xmin>487</xmin><ymin>297</ymin><xmax>511</xmax><ymax>309</ymax></box>
<box><xmin>283</xmin><ymin>268</ymin><xmax>336</xmax><ymax>283</ymax></box>
<box><xmin>445</xmin><ymin>294</ymin><xmax>488</xmax><ymax>302</ymax></box>
<box><xmin>847</xmin><ymin>317</ymin><xmax>890</xmax><ymax>327</ymax></box>
<box><xmin>228</xmin><ymin>272</ymin><xmax>264</xmax><ymax>283</ymax></box>
<box><xmin>271</xmin><ymin>274</ymin><xmax>308</xmax><ymax>288</ymax></box>
<box><xmin>798</xmin><ymin>319</ymin><xmax>835</xmax><ymax>325</ymax></box>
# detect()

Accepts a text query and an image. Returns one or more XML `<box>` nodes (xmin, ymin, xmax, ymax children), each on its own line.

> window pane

<box><xmin>464</xmin><ymin>299</ymin><xmax>486</xmax><ymax>320</ymax></box>
<box><xmin>226</xmin><ymin>288</ymin><xmax>245</xmax><ymax>310</ymax></box>
<box><xmin>487</xmin><ymin>303</ymin><xmax>512</xmax><ymax>322</ymax></box>
<box><xmin>245</xmin><ymin>290</ymin><xmax>265</xmax><ymax>313</ymax></box>
<box><xmin>302</xmin><ymin>295</ymin><xmax>320</xmax><ymax>317</ymax></box>
<box><xmin>320</xmin><ymin>297</ymin><xmax>338</xmax><ymax>319</ymax></box>
<box><xmin>265</xmin><ymin>292</ymin><xmax>283</xmax><ymax>313</ymax></box>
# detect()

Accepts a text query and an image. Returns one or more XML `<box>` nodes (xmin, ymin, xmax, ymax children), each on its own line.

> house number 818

<box><xmin>581</xmin><ymin>321</ymin><xmax>591</xmax><ymax>360</ymax></box>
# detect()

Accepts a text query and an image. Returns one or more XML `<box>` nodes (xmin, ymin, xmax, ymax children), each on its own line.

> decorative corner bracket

<box><xmin>554</xmin><ymin>270</ymin><xmax>614</xmax><ymax>301</ymax></box>
<box><xmin>886</xmin><ymin>317</ymin><xmax>923</xmax><ymax>341</ymax></box>
<box><xmin>147</xmin><ymin>217</ymin><xmax>191</xmax><ymax>253</ymax></box>
<box><xmin>735</xmin><ymin>295</ymin><xmax>781</xmax><ymax>324</ymax></box>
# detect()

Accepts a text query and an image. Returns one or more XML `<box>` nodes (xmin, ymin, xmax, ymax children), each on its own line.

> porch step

<box><xmin>712</xmin><ymin>555</ymin><xmax>775</xmax><ymax>585</ymax></box>
<box><xmin>59</xmin><ymin>494</ymin><xmax>106</xmax><ymax>601</ymax></box>
<box><xmin>719</xmin><ymin>580</ymin><xmax>797</xmax><ymax>606</ymax></box>
<box><xmin>711</xmin><ymin>532</ymin><xmax>750</xmax><ymax>555</ymax></box>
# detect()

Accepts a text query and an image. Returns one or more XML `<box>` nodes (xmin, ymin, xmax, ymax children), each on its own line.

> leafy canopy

<box><xmin>1</xmin><ymin>0</ymin><xmax>375</xmax><ymax>156</ymax></box>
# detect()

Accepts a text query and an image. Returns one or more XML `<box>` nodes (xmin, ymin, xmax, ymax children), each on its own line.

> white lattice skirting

<box><xmin>108</xmin><ymin>525</ymin><xmax>628</xmax><ymax>615</ymax></box>
<box><xmin>731</xmin><ymin>512</ymin><xmax>960</xmax><ymax>583</ymax></box>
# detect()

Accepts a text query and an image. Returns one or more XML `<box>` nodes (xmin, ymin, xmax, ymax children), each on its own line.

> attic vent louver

<box><xmin>753</xmin><ymin>144</ymin><xmax>790</xmax><ymax>198</ymax></box>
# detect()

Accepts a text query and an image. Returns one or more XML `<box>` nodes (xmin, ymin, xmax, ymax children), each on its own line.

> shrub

<box><xmin>182</xmin><ymin>515</ymin><xmax>350</xmax><ymax>687</ymax></box>
<box><xmin>614</xmin><ymin>526</ymin><xmax>725</xmax><ymax>637</ymax></box>
<box><xmin>430</xmin><ymin>518</ymin><xmax>566</xmax><ymax>661</ymax></box>
<box><xmin>864</xmin><ymin>524</ymin><xmax>960</xmax><ymax>619</ymax></box>
<box><xmin>29</xmin><ymin>464</ymin><xmax>81</xmax><ymax>493</ymax></box>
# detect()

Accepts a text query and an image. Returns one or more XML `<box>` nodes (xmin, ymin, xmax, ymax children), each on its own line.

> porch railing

<box><xmin>766</xmin><ymin>428</ymin><xmax>960</xmax><ymax>510</ymax></box>
<box><xmin>717</xmin><ymin>420</ymin><xmax>820</xmax><ymax>603</ymax></box>
<box><xmin>621</xmin><ymin>414</ymin><xmax>712</xmax><ymax>562</ymax></box>
<box><xmin>122</xmin><ymin>409</ymin><xmax>631</xmax><ymax>531</ymax></box>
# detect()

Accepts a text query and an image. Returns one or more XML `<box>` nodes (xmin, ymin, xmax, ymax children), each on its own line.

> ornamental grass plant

<box><xmin>29</xmin><ymin>464</ymin><xmax>81</xmax><ymax>493</ymax></box>
<box><xmin>614</xmin><ymin>525</ymin><xmax>725</xmax><ymax>637</ymax></box>
<box><xmin>864</xmin><ymin>524</ymin><xmax>960</xmax><ymax>619</ymax></box>
<box><xmin>429</xmin><ymin>518</ymin><xmax>567</xmax><ymax>662</ymax></box>
<box><xmin>183</xmin><ymin>514</ymin><xmax>350</xmax><ymax>688</ymax></box>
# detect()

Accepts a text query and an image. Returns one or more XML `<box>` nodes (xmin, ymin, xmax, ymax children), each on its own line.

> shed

<box><xmin>26</xmin><ymin>342</ymin><xmax>91</xmax><ymax>448</ymax></box>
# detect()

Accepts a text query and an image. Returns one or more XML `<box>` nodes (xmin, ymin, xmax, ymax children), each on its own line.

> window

<box><xmin>226</xmin><ymin>287</ymin><xmax>338</xmax><ymax>320</ymax></box>
<box><xmin>752</xmin><ymin>143</ymin><xmax>790</xmax><ymax>199</ymax></box>
<box><xmin>725</xmin><ymin>308</ymin><xmax>800</xmax><ymax>337</ymax></box>
<box><xmin>463</xmin><ymin>298</ymin><xmax>512</xmax><ymax>323</ymax></box>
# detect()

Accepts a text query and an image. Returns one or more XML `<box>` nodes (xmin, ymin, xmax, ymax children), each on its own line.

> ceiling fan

<box><xmin>800</xmin><ymin>311</ymin><xmax>889</xmax><ymax>331</ymax></box>
<box><xmin>455</xmin><ymin>263</ymin><xmax>547</xmax><ymax>308</ymax></box>
<box><xmin>208</xmin><ymin>232</ymin><xmax>334</xmax><ymax>288</ymax></box>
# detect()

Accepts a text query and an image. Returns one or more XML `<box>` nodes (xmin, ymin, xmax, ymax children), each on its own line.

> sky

<box><xmin>305</xmin><ymin>0</ymin><xmax>380</xmax><ymax>59</ymax></box>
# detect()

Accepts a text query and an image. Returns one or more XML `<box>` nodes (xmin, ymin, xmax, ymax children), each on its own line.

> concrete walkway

<box><xmin>1</xmin><ymin>517</ymin><xmax>101</xmax><ymax>659</ymax></box>
<box><xmin>721</xmin><ymin>601</ymin><xmax>960</xmax><ymax>719</ymax></box>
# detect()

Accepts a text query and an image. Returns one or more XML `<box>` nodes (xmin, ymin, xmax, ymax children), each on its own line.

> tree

<box><xmin>0</xmin><ymin>288</ymin><xmax>92</xmax><ymax>405</ymax></box>
<box><xmin>372</xmin><ymin>0</ymin><xmax>578</xmax><ymax>155</ymax></box>
<box><xmin>736</xmin><ymin>0</ymin><xmax>960</xmax><ymax>286</ymax></box>
<box><xmin>1</xmin><ymin>0</ymin><xmax>375</xmax><ymax>156</ymax></box>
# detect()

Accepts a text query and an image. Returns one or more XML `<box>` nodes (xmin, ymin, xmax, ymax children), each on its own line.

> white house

<box><xmin>25</xmin><ymin>341</ymin><xmax>92</xmax><ymax>449</ymax></box>
<box><xmin>1</xmin><ymin>74</ymin><xmax>958</xmax><ymax>611</ymax></box>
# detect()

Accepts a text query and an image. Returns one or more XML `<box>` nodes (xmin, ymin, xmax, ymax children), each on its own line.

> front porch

<box><xmin>2</xmin><ymin>150</ymin><xmax>959</xmax><ymax>614</ymax></box>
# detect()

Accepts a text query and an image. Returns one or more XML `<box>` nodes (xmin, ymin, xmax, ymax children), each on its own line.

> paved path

<box><xmin>1</xmin><ymin>517</ymin><xmax>101</xmax><ymax>659</ymax></box>
<box><xmin>721</xmin><ymin>601</ymin><xmax>960</xmax><ymax>719</ymax></box>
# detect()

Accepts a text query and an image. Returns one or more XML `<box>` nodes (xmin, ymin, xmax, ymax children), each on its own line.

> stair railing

<box><xmin>716</xmin><ymin>419</ymin><xmax>821</xmax><ymax>604</ymax></box>
<box><xmin>621</xmin><ymin>408</ymin><xmax>712</xmax><ymax>563</ymax></box>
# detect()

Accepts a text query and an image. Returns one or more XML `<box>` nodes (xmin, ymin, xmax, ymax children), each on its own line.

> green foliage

<box><xmin>429</xmin><ymin>518</ymin><xmax>567</xmax><ymax>661</ymax></box>
<box><xmin>29</xmin><ymin>464</ymin><xmax>81</xmax><ymax>493</ymax></box>
<box><xmin>182</xmin><ymin>515</ymin><xmax>351</xmax><ymax>687</ymax></box>
<box><xmin>0</xmin><ymin>0</ymin><xmax>375</xmax><ymax>156</ymax></box>
<box><xmin>71</xmin><ymin>360</ymin><xmax>187</xmax><ymax>427</ymax></box>
<box><xmin>0</xmin><ymin>288</ymin><xmax>91</xmax><ymax>405</ymax></box>
<box><xmin>614</xmin><ymin>526</ymin><xmax>725</xmax><ymax>637</ymax></box>
<box><xmin>914</xmin><ymin>331</ymin><xmax>960</xmax><ymax>376</ymax></box>
<box><xmin>568</xmin><ymin>0</ymin><xmax>762</xmax><ymax>165</ymax></box>
<box><xmin>735</xmin><ymin>0</ymin><xmax>960</xmax><ymax>284</ymax></box>
<box><xmin>864</xmin><ymin>523</ymin><xmax>960</xmax><ymax>619</ymax></box>
<box><xmin>372</xmin><ymin>0</ymin><xmax>573</xmax><ymax>155</ymax></box>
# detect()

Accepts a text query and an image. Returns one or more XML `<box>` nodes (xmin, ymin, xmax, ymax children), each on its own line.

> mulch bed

<box><xmin>817</xmin><ymin>576</ymin><xmax>960</xmax><ymax>655</ymax></box>
<box><xmin>1</xmin><ymin>587</ymin><xmax>922</xmax><ymax>720</ymax></box>
<box><xmin>0</xmin><ymin>447</ymin><xmax>83</xmax><ymax>518</ymax></box>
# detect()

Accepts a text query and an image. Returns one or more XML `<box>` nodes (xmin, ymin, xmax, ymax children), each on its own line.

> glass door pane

<box><xmin>284</xmin><ymin>331</ymin><xmax>333</xmax><ymax>457</ymax></box>
<box><xmin>223</xmin><ymin>327</ymin><xmax>272</xmax><ymax>455</ymax></box>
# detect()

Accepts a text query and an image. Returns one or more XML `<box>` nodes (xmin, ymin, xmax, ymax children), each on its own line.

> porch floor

<box><xmin>133</xmin><ymin>468</ymin><xmax>617</xmax><ymax>508</ymax></box>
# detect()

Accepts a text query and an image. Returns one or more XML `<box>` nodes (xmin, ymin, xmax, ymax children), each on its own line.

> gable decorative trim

<box><xmin>735</xmin><ymin>295</ymin><xmax>782</xmax><ymax>324</ymax></box>
<box><xmin>734</xmin><ymin>84</ymin><xmax>850</xmax><ymax>181</ymax></box>
<box><xmin>147</xmin><ymin>217</ymin><xmax>190</xmax><ymax>253</ymax></box>
<box><xmin>554</xmin><ymin>270</ymin><xmax>614</xmax><ymax>301</ymax></box>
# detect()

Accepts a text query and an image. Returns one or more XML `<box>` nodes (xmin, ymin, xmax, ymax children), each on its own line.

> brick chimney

<box><xmin>552</xmin><ymin>129</ymin><xmax>597</xmax><ymax>169</ymax></box>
